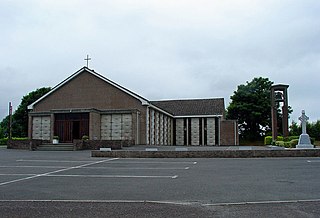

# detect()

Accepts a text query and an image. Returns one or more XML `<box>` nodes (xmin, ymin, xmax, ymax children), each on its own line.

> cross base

<box><xmin>296</xmin><ymin>134</ymin><xmax>314</xmax><ymax>149</ymax></box>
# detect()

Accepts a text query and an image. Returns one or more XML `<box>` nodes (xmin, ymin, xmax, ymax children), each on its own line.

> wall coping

<box><xmin>92</xmin><ymin>149</ymin><xmax>320</xmax><ymax>158</ymax></box>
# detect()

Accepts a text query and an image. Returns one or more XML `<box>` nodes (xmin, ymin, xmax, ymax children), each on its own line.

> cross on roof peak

<box><xmin>84</xmin><ymin>55</ymin><xmax>91</xmax><ymax>68</ymax></box>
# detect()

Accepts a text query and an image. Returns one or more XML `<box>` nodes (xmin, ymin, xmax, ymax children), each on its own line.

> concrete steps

<box><xmin>37</xmin><ymin>143</ymin><xmax>74</xmax><ymax>151</ymax></box>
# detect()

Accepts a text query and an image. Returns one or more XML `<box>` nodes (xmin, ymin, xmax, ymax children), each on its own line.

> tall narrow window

<box><xmin>204</xmin><ymin>118</ymin><xmax>207</xmax><ymax>146</ymax></box>
<box><xmin>199</xmin><ymin>118</ymin><xmax>202</xmax><ymax>146</ymax></box>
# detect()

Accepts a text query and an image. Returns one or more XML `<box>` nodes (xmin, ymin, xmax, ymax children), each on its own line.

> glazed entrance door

<box><xmin>54</xmin><ymin>113</ymin><xmax>89</xmax><ymax>143</ymax></box>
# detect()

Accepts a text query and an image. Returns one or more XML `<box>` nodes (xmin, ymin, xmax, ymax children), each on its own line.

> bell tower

<box><xmin>271</xmin><ymin>84</ymin><xmax>289</xmax><ymax>141</ymax></box>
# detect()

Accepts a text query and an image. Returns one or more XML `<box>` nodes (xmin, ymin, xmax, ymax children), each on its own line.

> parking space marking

<box><xmin>16</xmin><ymin>160</ymin><xmax>95</xmax><ymax>163</ymax></box>
<box><xmin>98</xmin><ymin>161</ymin><xmax>197</xmax><ymax>165</ymax></box>
<box><xmin>0</xmin><ymin>174</ymin><xmax>37</xmax><ymax>176</ymax></box>
<box><xmin>0</xmin><ymin>158</ymin><xmax>197</xmax><ymax>186</ymax></box>
<box><xmin>0</xmin><ymin>158</ymin><xmax>119</xmax><ymax>186</ymax></box>
<box><xmin>307</xmin><ymin>160</ymin><xmax>320</xmax><ymax>163</ymax></box>
<box><xmin>0</xmin><ymin>174</ymin><xmax>178</xmax><ymax>179</ymax></box>
<box><xmin>0</xmin><ymin>166</ymin><xmax>67</xmax><ymax>169</ymax></box>
<box><xmin>83</xmin><ymin>167</ymin><xmax>189</xmax><ymax>170</ymax></box>
<box><xmin>0</xmin><ymin>166</ymin><xmax>190</xmax><ymax>170</ymax></box>
<box><xmin>203</xmin><ymin>198</ymin><xmax>320</xmax><ymax>206</ymax></box>
<box><xmin>45</xmin><ymin>174</ymin><xmax>178</xmax><ymax>179</ymax></box>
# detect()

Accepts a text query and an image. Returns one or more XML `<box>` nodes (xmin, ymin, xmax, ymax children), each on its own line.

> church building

<box><xmin>28</xmin><ymin>67</ymin><xmax>238</xmax><ymax>146</ymax></box>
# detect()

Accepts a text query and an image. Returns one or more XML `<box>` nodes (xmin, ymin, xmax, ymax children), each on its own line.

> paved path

<box><xmin>0</xmin><ymin>148</ymin><xmax>319</xmax><ymax>217</ymax></box>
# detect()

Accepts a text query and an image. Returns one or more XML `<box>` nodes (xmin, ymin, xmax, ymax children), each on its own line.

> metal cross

<box><xmin>84</xmin><ymin>55</ymin><xmax>91</xmax><ymax>68</ymax></box>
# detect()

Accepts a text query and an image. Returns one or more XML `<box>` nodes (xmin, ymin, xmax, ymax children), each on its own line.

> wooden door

<box><xmin>54</xmin><ymin>113</ymin><xmax>89</xmax><ymax>143</ymax></box>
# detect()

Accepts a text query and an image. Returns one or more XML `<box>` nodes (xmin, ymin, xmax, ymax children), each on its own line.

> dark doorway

<box><xmin>72</xmin><ymin>121</ymin><xmax>80</xmax><ymax>140</ymax></box>
<box><xmin>54</xmin><ymin>113</ymin><xmax>89</xmax><ymax>143</ymax></box>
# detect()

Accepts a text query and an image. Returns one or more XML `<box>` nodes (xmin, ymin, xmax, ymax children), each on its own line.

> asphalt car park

<box><xmin>0</xmin><ymin>148</ymin><xmax>320</xmax><ymax>217</ymax></box>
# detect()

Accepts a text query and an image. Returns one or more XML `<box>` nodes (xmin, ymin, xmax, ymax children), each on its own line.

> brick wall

<box><xmin>31</xmin><ymin>70</ymin><xmax>148</xmax><ymax>144</ymax></box>
<box><xmin>74</xmin><ymin>139</ymin><xmax>133</xmax><ymax>150</ymax></box>
<box><xmin>220</xmin><ymin>120</ymin><xmax>239</xmax><ymax>145</ymax></box>
<box><xmin>7</xmin><ymin>139</ymin><xmax>45</xmax><ymax>150</ymax></box>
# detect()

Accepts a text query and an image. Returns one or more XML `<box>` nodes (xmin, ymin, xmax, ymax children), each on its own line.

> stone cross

<box><xmin>299</xmin><ymin>110</ymin><xmax>309</xmax><ymax>134</ymax></box>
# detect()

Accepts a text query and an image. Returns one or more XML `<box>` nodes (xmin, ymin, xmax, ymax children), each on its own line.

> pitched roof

<box><xmin>150</xmin><ymin>98</ymin><xmax>225</xmax><ymax>117</ymax></box>
<box><xmin>28</xmin><ymin>67</ymin><xmax>226</xmax><ymax>117</ymax></box>
<box><xmin>28</xmin><ymin>67</ymin><xmax>149</xmax><ymax>109</ymax></box>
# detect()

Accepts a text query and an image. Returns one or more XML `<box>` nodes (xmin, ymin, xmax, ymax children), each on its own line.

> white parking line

<box><xmin>16</xmin><ymin>160</ymin><xmax>197</xmax><ymax>165</ymax></box>
<box><xmin>0</xmin><ymin>174</ymin><xmax>37</xmax><ymax>176</ymax></box>
<box><xmin>0</xmin><ymin>166</ymin><xmax>189</xmax><ymax>170</ymax></box>
<box><xmin>1</xmin><ymin>199</ymin><xmax>320</xmax><ymax>206</ymax></box>
<box><xmin>203</xmin><ymin>198</ymin><xmax>320</xmax><ymax>206</ymax></box>
<box><xmin>0</xmin><ymin>158</ymin><xmax>119</xmax><ymax>186</ymax></box>
<box><xmin>46</xmin><ymin>174</ymin><xmax>178</xmax><ymax>179</ymax></box>
<box><xmin>0</xmin><ymin>166</ymin><xmax>67</xmax><ymax>169</ymax></box>
<box><xmin>81</xmin><ymin>167</ymin><xmax>187</xmax><ymax>170</ymax></box>
<box><xmin>0</xmin><ymin>173</ymin><xmax>178</xmax><ymax>179</ymax></box>
<box><xmin>307</xmin><ymin>160</ymin><xmax>320</xmax><ymax>163</ymax></box>
<box><xmin>98</xmin><ymin>161</ymin><xmax>197</xmax><ymax>164</ymax></box>
<box><xmin>0</xmin><ymin>199</ymin><xmax>192</xmax><ymax>205</ymax></box>
<box><xmin>16</xmin><ymin>160</ymin><xmax>94</xmax><ymax>163</ymax></box>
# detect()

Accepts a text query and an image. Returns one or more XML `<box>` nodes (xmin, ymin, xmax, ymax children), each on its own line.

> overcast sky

<box><xmin>1</xmin><ymin>0</ymin><xmax>320</xmax><ymax>123</ymax></box>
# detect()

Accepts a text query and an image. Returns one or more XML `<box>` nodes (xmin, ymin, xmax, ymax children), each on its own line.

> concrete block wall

<box><xmin>147</xmin><ymin>108</ymin><xmax>173</xmax><ymax>145</ymax></box>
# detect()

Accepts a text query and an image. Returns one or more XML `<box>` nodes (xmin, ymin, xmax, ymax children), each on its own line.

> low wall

<box><xmin>7</xmin><ymin>139</ymin><xmax>44</xmax><ymax>150</ymax></box>
<box><xmin>6</xmin><ymin>139</ymin><xmax>132</xmax><ymax>151</ymax></box>
<box><xmin>74</xmin><ymin>140</ymin><xmax>133</xmax><ymax>150</ymax></box>
<box><xmin>92</xmin><ymin>149</ymin><xmax>320</xmax><ymax>158</ymax></box>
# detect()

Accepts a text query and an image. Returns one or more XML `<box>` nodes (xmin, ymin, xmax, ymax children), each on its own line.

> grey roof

<box><xmin>150</xmin><ymin>98</ymin><xmax>225</xmax><ymax>116</ymax></box>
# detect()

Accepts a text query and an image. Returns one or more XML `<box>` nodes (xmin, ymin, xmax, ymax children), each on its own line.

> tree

<box><xmin>0</xmin><ymin>87</ymin><xmax>51</xmax><ymax>138</ymax></box>
<box><xmin>289</xmin><ymin>120</ymin><xmax>300</xmax><ymax>136</ymax></box>
<box><xmin>227</xmin><ymin>77</ymin><xmax>273</xmax><ymax>140</ymax></box>
<box><xmin>0</xmin><ymin>117</ymin><xmax>7</xmax><ymax>138</ymax></box>
<box><xmin>309</xmin><ymin>120</ymin><xmax>320</xmax><ymax>140</ymax></box>
<box><xmin>290</xmin><ymin>120</ymin><xmax>320</xmax><ymax>141</ymax></box>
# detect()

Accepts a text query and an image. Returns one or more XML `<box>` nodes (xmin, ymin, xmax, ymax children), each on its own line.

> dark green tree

<box><xmin>0</xmin><ymin>116</ymin><xmax>8</xmax><ymax>138</ymax></box>
<box><xmin>309</xmin><ymin>120</ymin><xmax>320</xmax><ymax>140</ymax></box>
<box><xmin>0</xmin><ymin>87</ymin><xmax>51</xmax><ymax>138</ymax></box>
<box><xmin>289</xmin><ymin>120</ymin><xmax>300</xmax><ymax>136</ymax></box>
<box><xmin>227</xmin><ymin>77</ymin><xmax>273</xmax><ymax>140</ymax></box>
<box><xmin>290</xmin><ymin>120</ymin><xmax>320</xmax><ymax>141</ymax></box>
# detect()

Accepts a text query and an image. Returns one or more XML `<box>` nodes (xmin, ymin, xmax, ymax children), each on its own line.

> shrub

<box><xmin>0</xmin><ymin>138</ymin><xmax>8</xmax><ymax>145</ymax></box>
<box><xmin>275</xmin><ymin>141</ymin><xmax>284</xmax><ymax>146</ymax></box>
<box><xmin>264</xmin><ymin>136</ymin><xmax>273</xmax><ymax>145</ymax></box>
<box><xmin>0</xmin><ymin>137</ymin><xmax>28</xmax><ymax>145</ymax></box>
<box><xmin>290</xmin><ymin>139</ymin><xmax>299</xmax><ymax>148</ymax></box>
<box><xmin>284</xmin><ymin>141</ymin><xmax>292</xmax><ymax>148</ymax></box>
<box><xmin>311</xmin><ymin>137</ymin><xmax>315</xmax><ymax>144</ymax></box>
<box><xmin>82</xmin><ymin>135</ymin><xmax>89</xmax><ymax>140</ymax></box>
<box><xmin>277</xmin><ymin>136</ymin><xmax>284</xmax><ymax>141</ymax></box>
<box><xmin>12</xmin><ymin>137</ymin><xmax>28</xmax><ymax>140</ymax></box>
<box><xmin>288</xmin><ymin>136</ymin><xmax>299</xmax><ymax>141</ymax></box>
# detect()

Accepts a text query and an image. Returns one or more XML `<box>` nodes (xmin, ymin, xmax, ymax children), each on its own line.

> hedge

<box><xmin>264</xmin><ymin>135</ymin><xmax>315</xmax><ymax>147</ymax></box>
<box><xmin>0</xmin><ymin>138</ymin><xmax>7</xmax><ymax>145</ymax></box>
<box><xmin>0</xmin><ymin>138</ymin><xmax>29</xmax><ymax>145</ymax></box>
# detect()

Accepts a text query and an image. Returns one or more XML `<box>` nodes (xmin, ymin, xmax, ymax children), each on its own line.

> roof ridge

<box><xmin>151</xmin><ymin>98</ymin><xmax>224</xmax><ymax>102</ymax></box>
